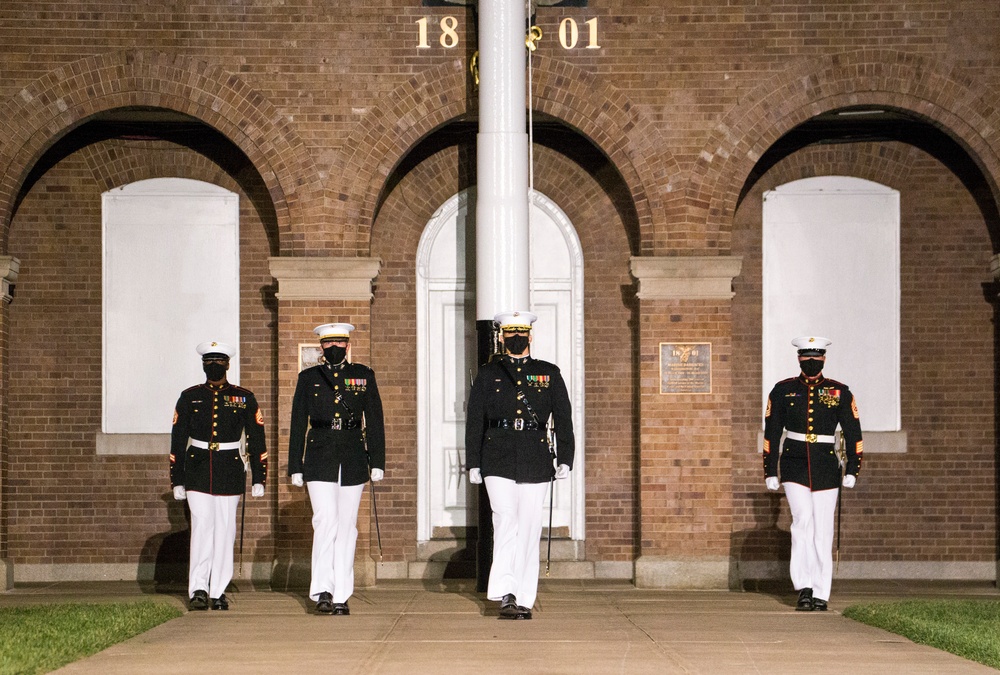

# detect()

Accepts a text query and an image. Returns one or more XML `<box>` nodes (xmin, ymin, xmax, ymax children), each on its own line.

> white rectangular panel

<box><xmin>103</xmin><ymin>184</ymin><xmax>239</xmax><ymax>434</ymax></box>
<box><xmin>763</xmin><ymin>181</ymin><xmax>900</xmax><ymax>431</ymax></box>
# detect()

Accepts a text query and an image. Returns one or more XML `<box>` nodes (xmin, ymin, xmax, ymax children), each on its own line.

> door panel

<box><xmin>529</xmin><ymin>290</ymin><xmax>573</xmax><ymax>529</ymax></box>
<box><xmin>428</xmin><ymin>290</ymin><xmax>476</xmax><ymax>529</ymax></box>
<box><xmin>418</xmin><ymin>190</ymin><xmax>584</xmax><ymax>540</ymax></box>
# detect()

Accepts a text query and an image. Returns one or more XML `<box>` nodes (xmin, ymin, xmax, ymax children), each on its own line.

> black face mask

<box><xmin>800</xmin><ymin>358</ymin><xmax>824</xmax><ymax>377</ymax></box>
<box><xmin>323</xmin><ymin>345</ymin><xmax>348</xmax><ymax>365</ymax></box>
<box><xmin>504</xmin><ymin>335</ymin><xmax>530</xmax><ymax>355</ymax></box>
<box><xmin>203</xmin><ymin>362</ymin><xmax>228</xmax><ymax>382</ymax></box>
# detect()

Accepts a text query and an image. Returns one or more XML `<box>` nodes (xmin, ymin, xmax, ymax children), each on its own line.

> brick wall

<box><xmin>639</xmin><ymin>300</ymin><xmax>734</xmax><ymax>559</ymax></box>
<box><xmin>0</xmin><ymin>292</ymin><xmax>9</xmax><ymax>563</ymax></box>
<box><xmin>2</xmin><ymin>3</ymin><xmax>998</xmax><ymax>254</ymax></box>
<box><xmin>6</xmin><ymin>140</ymin><xmax>278</xmax><ymax>570</ymax></box>
<box><xmin>0</xmin><ymin>1</ymin><xmax>999</xmax><ymax>579</ymax></box>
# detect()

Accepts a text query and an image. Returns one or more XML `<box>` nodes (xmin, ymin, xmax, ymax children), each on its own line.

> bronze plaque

<box><xmin>660</xmin><ymin>342</ymin><xmax>712</xmax><ymax>394</ymax></box>
<box><xmin>299</xmin><ymin>343</ymin><xmax>323</xmax><ymax>372</ymax></box>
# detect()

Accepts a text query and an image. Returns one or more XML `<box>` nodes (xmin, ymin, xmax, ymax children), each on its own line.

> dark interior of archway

<box><xmin>14</xmin><ymin>106</ymin><xmax>279</xmax><ymax>254</ymax></box>
<box><xmin>738</xmin><ymin>106</ymin><xmax>1000</xmax><ymax>250</ymax></box>
<box><xmin>374</xmin><ymin>113</ymin><xmax>641</xmax><ymax>254</ymax></box>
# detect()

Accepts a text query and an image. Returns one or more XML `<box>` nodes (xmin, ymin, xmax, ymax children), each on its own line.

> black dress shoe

<box><xmin>315</xmin><ymin>592</ymin><xmax>333</xmax><ymax>614</ymax></box>
<box><xmin>796</xmin><ymin>588</ymin><xmax>814</xmax><ymax>611</ymax></box>
<box><xmin>331</xmin><ymin>601</ymin><xmax>350</xmax><ymax>616</ymax></box>
<box><xmin>211</xmin><ymin>594</ymin><xmax>229</xmax><ymax>611</ymax></box>
<box><xmin>498</xmin><ymin>593</ymin><xmax>519</xmax><ymax>619</ymax></box>
<box><xmin>188</xmin><ymin>590</ymin><xmax>209</xmax><ymax>611</ymax></box>
<box><xmin>812</xmin><ymin>598</ymin><xmax>828</xmax><ymax>611</ymax></box>
<box><xmin>514</xmin><ymin>605</ymin><xmax>532</xmax><ymax>620</ymax></box>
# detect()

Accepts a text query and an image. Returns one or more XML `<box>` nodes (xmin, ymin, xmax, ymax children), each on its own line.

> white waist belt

<box><xmin>190</xmin><ymin>439</ymin><xmax>242</xmax><ymax>450</ymax></box>
<box><xmin>786</xmin><ymin>431</ymin><xmax>836</xmax><ymax>444</ymax></box>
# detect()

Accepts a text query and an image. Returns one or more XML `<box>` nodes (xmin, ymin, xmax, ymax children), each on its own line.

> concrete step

<box><xmin>416</xmin><ymin>538</ymin><xmax>585</xmax><ymax>562</ymax></box>
<box><xmin>406</xmin><ymin>559</ymin><xmax>597</xmax><ymax>580</ymax></box>
<box><xmin>408</xmin><ymin>538</ymin><xmax>591</xmax><ymax>580</ymax></box>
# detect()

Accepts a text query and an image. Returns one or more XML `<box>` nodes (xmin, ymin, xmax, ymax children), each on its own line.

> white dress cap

<box><xmin>196</xmin><ymin>341</ymin><xmax>236</xmax><ymax>359</ymax></box>
<box><xmin>493</xmin><ymin>311</ymin><xmax>538</xmax><ymax>331</ymax></box>
<box><xmin>791</xmin><ymin>336</ymin><xmax>832</xmax><ymax>355</ymax></box>
<box><xmin>314</xmin><ymin>323</ymin><xmax>355</xmax><ymax>340</ymax></box>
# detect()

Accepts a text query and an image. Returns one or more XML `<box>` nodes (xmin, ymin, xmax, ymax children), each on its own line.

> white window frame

<box><xmin>761</xmin><ymin>176</ymin><xmax>904</xmax><ymax>452</ymax></box>
<box><xmin>99</xmin><ymin>177</ymin><xmax>239</xmax><ymax>454</ymax></box>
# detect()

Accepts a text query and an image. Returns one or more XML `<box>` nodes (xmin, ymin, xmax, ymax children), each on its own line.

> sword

<box><xmin>370</xmin><ymin>474</ymin><xmax>383</xmax><ymax>563</ymax></box>
<box><xmin>238</xmin><ymin>486</ymin><xmax>246</xmax><ymax>578</ymax></box>
<box><xmin>836</xmin><ymin>430</ymin><xmax>846</xmax><ymax>572</ymax></box>
<box><xmin>364</xmin><ymin>425</ymin><xmax>383</xmax><ymax>563</ymax></box>
<box><xmin>545</xmin><ymin>414</ymin><xmax>555</xmax><ymax>576</ymax></box>
<box><xmin>545</xmin><ymin>480</ymin><xmax>554</xmax><ymax>576</ymax></box>
<box><xmin>370</xmin><ymin>481</ymin><xmax>382</xmax><ymax>565</ymax></box>
<box><xmin>238</xmin><ymin>432</ymin><xmax>249</xmax><ymax>578</ymax></box>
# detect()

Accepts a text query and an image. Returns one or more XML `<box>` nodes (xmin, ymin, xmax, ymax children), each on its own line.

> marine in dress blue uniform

<box><xmin>763</xmin><ymin>336</ymin><xmax>862</xmax><ymax>611</ymax></box>
<box><xmin>465</xmin><ymin>311</ymin><xmax>575</xmax><ymax>619</ymax></box>
<box><xmin>170</xmin><ymin>341</ymin><xmax>268</xmax><ymax>611</ymax></box>
<box><xmin>288</xmin><ymin>323</ymin><xmax>386</xmax><ymax>615</ymax></box>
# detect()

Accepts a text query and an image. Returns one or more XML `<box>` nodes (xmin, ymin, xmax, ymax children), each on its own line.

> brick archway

<box><xmin>331</xmin><ymin>57</ymin><xmax>681</xmax><ymax>256</ymax></box>
<box><xmin>0</xmin><ymin>49</ymin><xmax>321</xmax><ymax>254</ymax></box>
<box><xmin>691</xmin><ymin>48</ymin><xmax>1000</xmax><ymax>253</ymax></box>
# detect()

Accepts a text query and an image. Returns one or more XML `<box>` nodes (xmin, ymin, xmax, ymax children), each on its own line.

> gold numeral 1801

<box><xmin>416</xmin><ymin>16</ymin><xmax>461</xmax><ymax>49</ymax></box>
<box><xmin>559</xmin><ymin>18</ymin><xmax>600</xmax><ymax>49</ymax></box>
<box><xmin>416</xmin><ymin>16</ymin><xmax>600</xmax><ymax>51</ymax></box>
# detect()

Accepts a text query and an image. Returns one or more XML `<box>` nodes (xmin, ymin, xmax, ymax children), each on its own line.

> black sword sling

<box><xmin>316</xmin><ymin>366</ymin><xmax>383</xmax><ymax>562</ymax></box>
<box><xmin>498</xmin><ymin>361</ymin><xmax>557</xmax><ymax>575</ymax></box>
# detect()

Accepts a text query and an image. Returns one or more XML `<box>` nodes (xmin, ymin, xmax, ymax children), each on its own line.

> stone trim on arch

<box><xmin>332</xmin><ymin>57</ymin><xmax>680</xmax><ymax>257</ymax></box>
<box><xmin>0</xmin><ymin>49</ymin><xmax>321</xmax><ymax>255</ymax></box>
<box><xmin>691</xmin><ymin>48</ymin><xmax>1000</xmax><ymax>253</ymax></box>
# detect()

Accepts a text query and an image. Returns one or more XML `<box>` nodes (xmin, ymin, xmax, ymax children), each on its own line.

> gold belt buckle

<box><xmin>209</xmin><ymin>442</ymin><xmax>219</xmax><ymax>451</ymax></box>
<box><xmin>332</xmin><ymin>418</ymin><xmax>342</xmax><ymax>430</ymax></box>
<box><xmin>805</xmin><ymin>433</ymin><xmax>817</xmax><ymax>443</ymax></box>
<box><xmin>514</xmin><ymin>418</ymin><xmax>525</xmax><ymax>431</ymax></box>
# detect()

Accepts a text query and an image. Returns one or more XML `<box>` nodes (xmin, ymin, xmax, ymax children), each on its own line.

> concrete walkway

<box><xmin>3</xmin><ymin>579</ymin><xmax>998</xmax><ymax>674</ymax></box>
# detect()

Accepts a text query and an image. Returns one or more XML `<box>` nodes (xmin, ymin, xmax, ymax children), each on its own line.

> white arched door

<box><xmin>416</xmin><ymin>189</ymin><xmax>585</xmax><ymax>542</ymax></box>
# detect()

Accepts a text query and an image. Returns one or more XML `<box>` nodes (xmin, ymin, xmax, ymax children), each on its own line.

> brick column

<box><xmin>0</xmin><ymin>256</ymin><xmax>18</xmax><ymax>590</ymax></box>
<box><xmin>630</xmin><ymin>256</ymin><xmax>742</xmax><ymax>589</ymax></box>
<box><xmin>991</xmin><ymin>254</ymin><xmax>1000</xmax><ymax>587</ymax></box>
<box><xmin>268</xmin><ymin>257</ymin><xmax>381</xmax><ymax>590</ymax></box>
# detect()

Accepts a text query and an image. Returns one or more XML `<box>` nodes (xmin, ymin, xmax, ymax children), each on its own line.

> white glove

<box><xmin>251</xmin><ymin>483</ymin><xmax>264</xmax><ymax>497</ymax></box>
<box><xmin>468</xmin><ymin>468</ymin><xmax>483</xmax><ymax>484</ymax></box>
<box><xmin>370</xmin><ymin>468</ymin><xmax>384</xmax><ymax>482</ymax></box>
<box><xmin>765</xmin><ymin>476</ymin><xmax>780</xmax><ymax>491</ymax></box>
<box><xmin>555</xmin><ymin>464</ymin><xmax>570</xmax><ymax>480</ymax></box>
<box><xmin>173</xmin><ymin>485</ymin><xmax>187</xmax><ymax>501</ymax></box>
<box><xmin>290</xmin><ymin>473</ymin><xmax>304</xmax><ymax>487</ymax></box>
<box><xmin>842</xmin><ymin>474</ymin><xmax>856</xmax><ymax>489</ymax></box>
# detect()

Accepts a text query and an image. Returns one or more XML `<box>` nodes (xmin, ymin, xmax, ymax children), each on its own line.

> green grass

<box><xmin>844</xmin><ymin>599</ymin><xmax>1000</xmax><ymax>669</ymax></box>
<box><xmin>0</xmin><ymin>600</ymin><xmax>182</xmax><ymax>675</ymax></box>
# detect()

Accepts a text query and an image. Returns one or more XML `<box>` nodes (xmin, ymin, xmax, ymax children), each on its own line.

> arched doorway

<box><xmin>415</xmin><ymin>188</ymin><xmax>586</xmax><ymax>545</ymax></box>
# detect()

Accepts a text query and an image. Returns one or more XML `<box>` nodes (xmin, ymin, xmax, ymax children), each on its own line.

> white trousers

<box><xmin>307</xmin><ymin>480</ymin><xmax>365</xmax><ymax>603</ymax></box>
<box><xmin>784</xmin><ymin>482</ymin><xmax>839</xmax><ymax>602</ymax></box>
<box><xmin>187</xmin><ymin>491</ymin><xmax>241</xmax><ymax>599</ymax></box>
<box><xmin>484</xmin><ymin>476</ymin><xmax>549</xmax><ymax>610</ymax></box>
